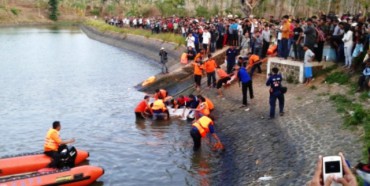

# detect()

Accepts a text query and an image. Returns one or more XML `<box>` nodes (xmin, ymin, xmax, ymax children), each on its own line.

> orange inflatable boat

<box><xmin>0</xmin><ymin>150</ymin><xmax>89</xmax><ymax>176</ymax></box>
<box><xmin>0</xmin><ymin>165</ymin><xmax>104</xmax><ymax>186</ymax></box>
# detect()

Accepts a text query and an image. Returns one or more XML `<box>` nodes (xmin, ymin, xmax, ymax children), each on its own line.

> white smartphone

<box><xmin>322</xmin><ymin>155</ymin><xmax>343</xmax><ymax>186</ymax></box>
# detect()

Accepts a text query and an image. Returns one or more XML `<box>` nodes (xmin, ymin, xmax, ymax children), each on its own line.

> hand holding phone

<box><xmin>308</xmin><ymin>153</ymin><xmax>357</xmax><ymax>186</ymax></box>
<box><xmin>323</xmin><ymin>156</ymin><xmax>343</xmax><ymax>186</ymax></box>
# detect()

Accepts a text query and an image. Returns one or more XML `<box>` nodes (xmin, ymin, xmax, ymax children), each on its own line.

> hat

<box><xmin>161</xmin><ymin>47</ymin><xmax>164</xmax><ymax>50</ymax></box>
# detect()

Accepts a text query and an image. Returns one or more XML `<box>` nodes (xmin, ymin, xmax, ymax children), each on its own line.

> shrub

<box><xmin>10</xmin><ymin>7</ymin><xmax>20</xmax><ymax>16</ymax></box>
<box><xmin>48</xmin><ymin>0</ymin><xmax>59</xmax><ymax>21</ymax></box>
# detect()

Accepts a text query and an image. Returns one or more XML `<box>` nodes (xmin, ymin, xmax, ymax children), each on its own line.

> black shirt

<box><xmin>293</xmin><ymin>27</ymin><xmax>303</xmax><ymax>41</ymax></box>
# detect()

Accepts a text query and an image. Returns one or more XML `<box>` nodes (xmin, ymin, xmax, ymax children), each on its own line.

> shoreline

<box><xmin>54</xmin><ymin>24</ymin><xmax>364</xmax><ymax>184</ymax></box>
<box><xmin>0</xmin><ymin>20</ymin><xmax>364</xmax><ymax>184</ymax></box>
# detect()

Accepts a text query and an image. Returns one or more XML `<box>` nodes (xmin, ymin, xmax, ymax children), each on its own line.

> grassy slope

<box><xmin>84</xmin><ymin>19</ymin><xmax>186</xmax><ymax>46</ymax></box>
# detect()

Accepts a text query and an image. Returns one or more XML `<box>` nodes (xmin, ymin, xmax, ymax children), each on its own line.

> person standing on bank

<box><xmin>266</xmin><ymin>67</ymin><xmax>285</xmax><ymax>119</ymax></box>
<box><xmin>44</xmin><ymin>121</ymin><xmax>75</xmax><ymax>168</ymax></box>
<box><xmin>225</xmin><ymin>45</ymin><xmax>238</xmax><ymax>74</ymax></box>
<box><xmin>159</xmin><ymin>47</ymin><xmax>168</xmax><ymax>73</ymax></box>
<box><xmin>228</xmin><ymin>64</ymin><xmax>254</xmax><ymax>108</ymax></box>
<box><xmin>190</xmin><ymin>116</ymin><xmax>223</xmax><ymax>151</ymax></box>
<box><xmin>204</xmin><ymin>54</ymin><xmax>217</xmax><ymax>89</ymax></box>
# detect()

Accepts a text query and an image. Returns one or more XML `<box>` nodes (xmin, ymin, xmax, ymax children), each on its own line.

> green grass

<box><xmin>359</xmin><ymin>91</ymin><xmax>370</xmax><ymax>101</ymax></box>
<box><xmin>315</xmin><ymin>64</ymin><xmax>338</xmax><ymax>77</ymax></box>
<box><xmin>329</xmin><ymin>94</ymin><xmax>369</xmax><ymax>125</ymax></box>
<box><xmin>84</xmin><ymin>19</ymin><xmax>186</xmax><ymax>46</ymax></box>
<box><xmin>325</xmin><ymin>71</ymin><xmax>350</xmax><ymax>85</ymax></box>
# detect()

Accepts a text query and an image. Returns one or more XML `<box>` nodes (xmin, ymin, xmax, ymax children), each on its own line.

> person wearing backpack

<box><xmin>266</xmin><ymin>67</ymin><xmax>285</xmax><ymax>119</ymax></box>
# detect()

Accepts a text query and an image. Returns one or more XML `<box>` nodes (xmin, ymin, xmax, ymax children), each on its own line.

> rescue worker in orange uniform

<box><xmin>190</xmin><ymin>116</ymin><xmax>222</xmax><ymax>151</ymax></box>
<box><xmin>154</xmin><ymin>89</ymin><xmax>168</xmax><ymax>100</ymax></box>
<box><xmin>204</xmin><ymin>54</ymin><xmax>217</xmax><ymax>88</ymax></box>
<box><xmin>193</xmin><ymin>57</ymin><xmax>204</xmax><ymax>91</ymax></box>
<box><xmin>44</xmin><ymin>121</ymin><xmax>75</xmax><ymax>168</ymax></box>
<box><xmin>246</xmin><ymin>52</ymin><xmax>262</xmax><ymax>77</ymax></box>
<box><xmin>134</xmin><ymin>95</ymin><xmax>152</xmax><ymax>119</ymax></box>
<box><xmin>193</xmin><ymin>96</ymin><xmax>210</xmax><ymax>120</ymax></box>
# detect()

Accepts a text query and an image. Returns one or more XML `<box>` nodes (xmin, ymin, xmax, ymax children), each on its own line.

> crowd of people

<box><xmin>128</xmin><ymin>11</ymin><xmax>370</xmax><ymax>185</ymax></box>
<box><xmin>106</xmin><ymin>12</ymin><xmax>370</xmax><ymax>89</ymax></box>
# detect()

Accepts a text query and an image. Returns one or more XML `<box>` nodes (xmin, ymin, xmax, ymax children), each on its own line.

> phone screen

<box><xmin>325</xmin><ymin>161</ymin><xmax>340</xmax><ymax>173</ymax></box>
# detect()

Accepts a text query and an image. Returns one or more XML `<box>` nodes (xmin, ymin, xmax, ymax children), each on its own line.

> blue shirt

<box><xmin>238</xmin><ymin>68</ymin><xmax>251</xmax><ymax>83</ymax></box>
<box><xmin>363</xmin><ymin>67</ymin><xmax>370</xmax><ymax>76</ymax></box>
<box><xmin>226</xmin><ymin>48</ymin><xmax>238</xmax><ymax>64</ymax></box>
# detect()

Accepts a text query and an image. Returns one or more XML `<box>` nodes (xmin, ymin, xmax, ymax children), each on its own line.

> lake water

<box><xmin>0</xmin><ymin>26</ymin><xmax>223</xmax><ymax>185</ymax></box>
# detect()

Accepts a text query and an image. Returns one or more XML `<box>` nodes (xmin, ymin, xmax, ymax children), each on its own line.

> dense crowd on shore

<box><xmin>129</xmin><ymin>12</ymin><xmax>370</xmax><ymax>185</ymax></box>
<box><xmin>106</xmin><ymin>12</ymin><xmax>370</xmax><ymax>90</ymax></box>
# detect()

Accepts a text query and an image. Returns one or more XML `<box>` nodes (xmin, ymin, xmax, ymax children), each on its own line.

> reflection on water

<box><xmin>0</xmin><ymin>26</ymin><xmax>224</xmax><ymax>185</ymax></box>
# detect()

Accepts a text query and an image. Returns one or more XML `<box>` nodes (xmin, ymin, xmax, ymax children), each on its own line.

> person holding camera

<box><xmin>159</xmin><ymin>47</ymin><xmax>168</xmax><ymax>74</ymax></box>
<box><xmin>308</xmin><ymin>153</ymin><xmax>357</xmax><ymax>186</ymax></box>
<box><xmin>266</xmin><ymin>67</ymin><xmax>285</xmax><ymax>119</ymax></box>
<box><xmin>44</xmin><ymin>121</ymin><xmax>75</xmax><ymax>168</ymax></box>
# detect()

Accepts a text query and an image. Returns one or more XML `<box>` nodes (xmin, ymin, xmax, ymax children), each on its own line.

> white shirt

<box><xmin>342</xmin><ymin>30</ymin><xmax>354</xmax><ymax>48</ymax></box>
<box><xmin>186</xmin><ymin>36</ymin><xmax>195</xmax><ymax>48</ymax></box>
<box><xmin>262</xmin><ymin>29</ymin><xmax>270</xmax><ymax>42</ymax></box>
<box><xmin>202</xmin><ymin>31</ymin><xmax>211</xmax><ymax>44</ymax></box>
<box><xmin>304</xmin><ymin>49</ymin><xmax>315</xmax><ymax>65</ymax></box>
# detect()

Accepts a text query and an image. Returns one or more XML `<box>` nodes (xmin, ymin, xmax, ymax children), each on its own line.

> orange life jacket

<box><xmin>197</xmin><ymin>102</ymin><xmax>210</xmax><ymax>116</ymax></box>
<box><xmin>192</xmin><ymin>116</ymin><xmax>213</xmax><ymax>137</ymax></box>
<box><xmin>135</xmin><ymin>100</ymin><xmax>148</xmax><ymax>112</ymax></box>
<box><xmin>205</xmin><ymin>97</ymin><xmax>214</xmax><ymax>110</ymax></box>
<box><xmin>44</xmin><ymin>128</ymin><xmax>60</xmax><ymax>151</ymax></box>
<box><xmin>217</xmin><ymin>69</ymin><xmax>229</xmax><ymax>79</ymax></box>
<box><xmin>180</xmin><ymin>53</ymin><xmax>188</xmax><ymax>64</ymax></box>
<box><xmin>154</xmin><ymin>89</ymin><xmax>167</xmax><ymax>100</ymax></box>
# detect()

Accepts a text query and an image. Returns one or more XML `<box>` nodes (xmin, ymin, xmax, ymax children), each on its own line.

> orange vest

<box><xmin>44</xmin><ymin>128</ymin><xmax>60</xmax><ymax>151</ymax></box>
<box><xmin>135</xmin><ymin>100</ymin><xmax>148</xmax><ymax>112</ymax></box>
<box><xmin>205</xmin><ymin>97</ymin><xmax>214</xmax><ymax>110</ymax></box>
<box><xmin>154</xmin><ymin>89</ymin><xmax>167</xmax><ymax>100</ymax></box>
<box><xmin>204</xmin><ymin>59</ymin><xmax>217</xmax><ymax>73</ymax></box>
<box><xmin>217</xmin><ymin>69</ymin><xmax>229</xmax><ymax>78</ymax></box>
<box><xmin>192</xmin><ymin>116</ymin><xmax>213</xmax><ymax>137</ymax></box>
<box><xmin>193</xmin><ymin>62</ymin><xmax>203</xmax><ymax>75</ymax></box>
<box><xmin>197</xmin><ymin>102</ymin><xmax>210</xmax><ymax>116</ymax></box>
<box><xmin>180</xmin><ymin>53</ymin><xmax>188</xmax><ymax>64</ymax></box>
<box><xmin>247</xmin><ymin>54</ymin><xmax>260</xmax><ymax>69</ymax></box>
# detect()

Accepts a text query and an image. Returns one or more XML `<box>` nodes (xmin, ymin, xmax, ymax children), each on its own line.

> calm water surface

<box><xmin>0</xmin><ymin>27</ymin><xmax>223</xmax><ymax>185</ymax></box>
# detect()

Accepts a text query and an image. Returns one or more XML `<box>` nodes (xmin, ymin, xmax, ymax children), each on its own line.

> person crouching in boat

<box><xmin>151</xmin><ymin>99</ymin><xmax>169</xmax><ymax>120</ymax></box>
<box><xmin>134</xmin><ymin>95</ymin><xmax>152</xmax><ymax>119</ymax></box>
<box><xmin>44</xmin><ymin>121</ymin><xmax>75</xmax><ymax>168</ymax></box>
<box><xmin>190</xmin><ymin>116</ymin><xmax>223</xmax><ymax>151</ymax></box>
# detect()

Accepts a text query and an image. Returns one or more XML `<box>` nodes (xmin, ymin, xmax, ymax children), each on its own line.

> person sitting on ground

<box><xmin>303</xmin><ymin>45</ymin><xmax>315</xmax><ymax>86</ymax></box>
<box><xmin>215</xmin><ymin>66</ymin><xmax>234</xmax><ymax>97</ymax></box>
<box><xmin>44</xmin><ymin>121</ymin><xmax>75</xmax><ymax>168</ymax></box>
<box><xmin>190</xmin><ymin>116</ymin><xmax>223</xmax><ymax>151</ymax></box>
<box><xmin>134</xmin><ymin>95</ymin><xmax>152</xmax><ymax>119</ymax></box>
<box><xmin>187</xmin><ymin>46</ymin><xmax>197</xmax><ymax>62</ymax></box>
<box><xmin>246</xmin><ymin>52</ymin><xmax>263</xmax><ymax>77</ymax></box>
<box><xmin>357</xmin><ymin>59</ymin><xmax>370</xmax><ymax>91</ymax></box>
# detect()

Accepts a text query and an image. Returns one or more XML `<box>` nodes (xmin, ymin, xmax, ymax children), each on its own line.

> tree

<box><xmin>48</xmin><ymin>0</ymin><xmax>59</xmax><ymax>21</ymax></box>
<box><xmin>240</xmin><ymin>0</ymin><xmax>262</xmax><ymax>16</ymax></box>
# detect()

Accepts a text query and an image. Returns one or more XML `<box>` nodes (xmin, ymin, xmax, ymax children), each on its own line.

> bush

<box><xmin>48</xmin><ymin>0</ymin><xmax>59</xmax><ymax>21</ymax></box>
<box><xmin>10</xmin><ymin>7</ymin><xmax>20</xmax><ymax>16</ymax></box>
<box><xmin>89</xmin><ymin>8</ymin><xmax>100</xmax><ymax>16</ymax></box>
